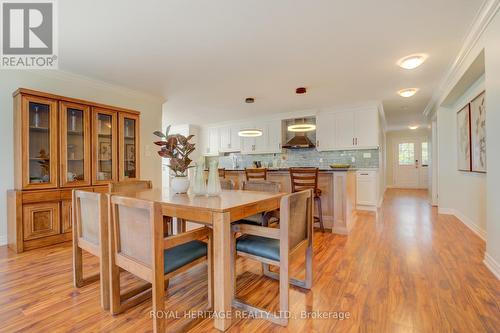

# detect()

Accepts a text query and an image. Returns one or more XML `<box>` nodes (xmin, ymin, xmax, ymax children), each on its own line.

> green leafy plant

<box><xmin>153</xmin><ymin>125</ymin><xmax>196</xmax><ymax>177</ymax></box>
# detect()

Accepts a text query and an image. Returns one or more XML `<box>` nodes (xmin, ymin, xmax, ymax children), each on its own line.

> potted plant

<box><xmin>154</xmin><ymin>126</ymin><xmax>195</xmax><ymax>193</ymax></box>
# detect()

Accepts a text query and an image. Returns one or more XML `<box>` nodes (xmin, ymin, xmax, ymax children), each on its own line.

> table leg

<box><xmin>212</xmin><ymin>211</ymin><xmax>232</xmax><ymax>331</ymax></box>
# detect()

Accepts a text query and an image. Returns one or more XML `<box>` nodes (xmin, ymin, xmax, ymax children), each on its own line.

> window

<box><xmin>421</xmin><ymin>142</ymin><xmax>429</xmax><ymax>167</ymax></box>
<box><xmin>398</xmin><ymin>143</ymin><xmax>415</xmax><ymax>166</ymax></box>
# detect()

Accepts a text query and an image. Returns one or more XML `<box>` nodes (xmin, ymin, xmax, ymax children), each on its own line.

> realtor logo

<box><xmin>1</xmin><ymin>0</ymin><xmax>58</xmax><ymax>69</ymax></box>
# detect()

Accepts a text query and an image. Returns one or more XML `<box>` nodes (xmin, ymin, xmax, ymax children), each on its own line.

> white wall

<box><xmin>386</xmin><ymin>128</ymin><xmax>430</xmax><ymax>188</ymax></box>
<box><xmin>484</xmin><ymin>8</ymin><xmax>500</xmax><ymax>277</ymax></box>
<box><xmin>0</xmin><ymin>70</ymin><xmax>164</xmax><ymax>245</ymax></box>
<box><xmin>437</xmin><ymin>75</ymin><xmax>487</xmax><ymax>239</ymax></box>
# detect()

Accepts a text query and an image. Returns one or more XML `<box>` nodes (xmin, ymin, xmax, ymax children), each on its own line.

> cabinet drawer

<box><xmin>22</xmin><ymin>190</ymin><xmax>61</xmax><ymax>203</ymax></box>
<box><xmin>23</xmin><ymin>202</ymin><xmax>61</xmax><ymax>240</ymax></box>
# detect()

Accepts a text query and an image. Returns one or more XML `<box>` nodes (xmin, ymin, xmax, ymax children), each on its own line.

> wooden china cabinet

<box><xmin>7</xmin><ymin>89</ymin><xmax>141</xmax><ymax>252</ymax></box>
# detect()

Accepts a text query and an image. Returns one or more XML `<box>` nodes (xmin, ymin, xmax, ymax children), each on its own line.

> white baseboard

<box><xmin>378</xmin><ymin>195</ymin><xmax>384</xmax><ymax>208</ymax></box>
<box><xmin>0</xmin><ymin>234</ymin><xmax>7</xmax><ymax>246</ymax></box>
<box><xmin>356</xmin><ymin>204</ymin><xmax>377</xmax><ymax>212</ymax></box>
<box><xmin>438</xmin><ymin>207</ymin><xmax>486</xmax><ymax>240</ymax></box>
<box><xmin>484</xmin><ymin>252</ymin><xmax>500</xmax><ymax>280</ymax></box>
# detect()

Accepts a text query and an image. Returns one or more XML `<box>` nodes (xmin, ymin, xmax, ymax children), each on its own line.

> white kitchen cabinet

<box><xmin>335</xmin><ymin>111</ymin><xmax>356</xmax><ymax>149</ymax></box>
<box><xmin>240</xmin><ymin>120</ymin><xmax>281</xmax><ymax>154</ymax></box>
<box><xmin>317</xmin><ymin>107</ymin><xmax>379</xmax><ymax>151</ymax></box>
<box><xmin>316</xmin><ymin>112</ymin><xmax>336</xmax><ymax>151</ymax></box>
<box><xmin>202</xmin><ymin>127</ymin><xmax>219</xmax><ymax>156</ymax></box>
<box><xmin>356</xmin><ymin>170</ymin><xmax>378</xmax><ymax>209</ymax></box>
<box><xmin>355</xmin><ymin>108</ymin><xmax>379</xmax><ymax>148</ymax></box>
<box><xmin>219</xmin><ymin>124</ymin><xmax>241</xmax><ymax>152</ymax></box>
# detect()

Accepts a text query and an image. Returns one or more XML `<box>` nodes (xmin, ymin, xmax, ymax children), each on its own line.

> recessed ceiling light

<box><xmin>238</xmin><ymin>129</ymin><xmax>262</xmax><ymax>137</ymax></box>
<box><xmin>398</xmin><ymin>88</ymin><xmax>419</xmax><ymax>98</ymax></box>
<box><xmin>287</xmin><ymin>124</ymin><xmax>316</xmax><ymax>132</ymax></box>
<box><xmin>408</xmin><ymin>125</ymin><xmax>419</xmax><ymax>130</ymax></box>
<box><xmin>397</xmin><ymin>54</ymin><xmax>428</xmax><ymax>69</ymax></box>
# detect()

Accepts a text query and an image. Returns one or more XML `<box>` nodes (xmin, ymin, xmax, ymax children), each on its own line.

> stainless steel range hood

<box><xmin>282</xmin><ymin>117</ymin><xmax>316</xmax><ymax>149</ymax></box>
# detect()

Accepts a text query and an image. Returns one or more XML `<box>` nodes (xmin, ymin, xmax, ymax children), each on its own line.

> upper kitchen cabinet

<box><xmin>92</xmin><ymin>108</ymin><xmax>118</xmax><ymax>185</ymax></box>
<box><xmin>119</xmin><ymin>112</ymin><xmax>140</xmax><ymax>181</ymax></box>
<box><xmin>59</xmin><ymin>101</ymin><xmax>91</xmax><ymax>187</ymax></box>
<box><xmin>202</xmin><ymin>127</ymin><xmax>220</xmax><ymax>156</ymax></box>
<box><xmin>219</xmin><ymin>124</ymin><xmax>241</xmax><ymax>152</ymax></box>
<box><xmin>317</xmin><ymin>107</ymin><xmax>379</xmax><ymax>151</ymax></box>
<box><xmin>15</xmin><ymin>94</ymin><xmax>59</xmax><ymax>190</ymax></box>
<box><xmin>241</xmin><ymin>120</ymin><xmax>281</xmax><ymax>154</ymax></box>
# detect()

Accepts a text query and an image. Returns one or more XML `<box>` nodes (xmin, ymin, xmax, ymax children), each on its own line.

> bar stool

<box><xmin>289</xmin><ymin>167</ymin><xmax>325</xmax><ymax>232</ymax></box>
<box><xmin>245</xmin><ymin>168</ymin><xmax>267</xmax><ymax>181</ymax></box>
<box><xmin>218</xmin><ymin>168</ymin><xmax>226</xmax><ymax>179</ymax></box>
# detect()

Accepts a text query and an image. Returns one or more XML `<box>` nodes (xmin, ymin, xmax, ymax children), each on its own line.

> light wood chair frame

<box><xmin>218</xmin><ymin>168</ymin><xmax>226</xmax><ymax>179</ymax></box>
<box><xmin>230</xmin><ymin>190</ymin><xmax>314</xmax><ymax>326</ymax></box>
<box><xmin>245</xmin><ymin>168</ymin><xmax>267</xmax><ymax>181</ymax></box>
<box><xmin>72</xmin><ymin>190</ymin><xmax>110</xmax><ymax>310</ymax></box>
<box><xmin>108</xmin><ymin>195</ymin><xmax>213</xmax><ymax>333</ymax></box>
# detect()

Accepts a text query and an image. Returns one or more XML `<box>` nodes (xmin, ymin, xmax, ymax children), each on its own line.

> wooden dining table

<box><xmin>113</xmin><ymin>188</ymin><xmax>285</xmax><ymax>331</ymax></box>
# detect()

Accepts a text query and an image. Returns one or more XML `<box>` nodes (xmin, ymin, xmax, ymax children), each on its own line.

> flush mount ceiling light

<box><xmin>408</xmin><ymin>125</ymin><xmax>419</xmax><ymax>130</ymax></box>
<box><xmin>398</xmin><ymin>88</ymin><xmax>419</xmax><ymax>98</ymax></box>
<box><xmin>287</xmin><ymin>124</ymin><xmax>316</xmax><ymax>132</ymax></box>
<box><xmin>245</xmin><ymin>97</ymin><xmax>255</xmax><ymax>103</ymax></box>
<box><xmin>397</xmin><ymin>54</ymin><xmax>428</xmax><ymax>70</ymax></box>
<box><xmin>238</xmin><ymin>129</ymin><xmax>262</xmax><ymax>137</ymax></box>
<box><xmin>296</xmin><ymin>87</ymin><xmax>307</xmax><ymax>94</ymax></box>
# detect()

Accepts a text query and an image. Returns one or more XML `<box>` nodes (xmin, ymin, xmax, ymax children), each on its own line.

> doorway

<box><xmin>394</xmin><ymin>138</ymin><xmax>429</xmax><ymax>188</ymax></box>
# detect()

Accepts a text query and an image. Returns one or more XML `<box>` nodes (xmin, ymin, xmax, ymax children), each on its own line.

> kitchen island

<box><xmin>221</xmin><ymin>168</ymin><xmax>356</xmax><ymax>234</ymax></box>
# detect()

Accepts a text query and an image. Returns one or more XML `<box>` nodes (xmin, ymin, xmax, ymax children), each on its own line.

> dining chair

<box><xmin>72</xmin><ymin>190</ymin><xmax>110</xmax><ymax>310</ymax></box>
<box><xmin>108</xmin><ymin>195</ymin><xmax>213</xmax><ymax>332</ymax></box>
<box><xmin>230</xmin><ymin>189</ymin><xmax>314</xmax><ymax>326</ymax></box>
<box><xmin>109</xmin><ymin>180</ymin><xmax>173</xmax><ymax>236</ymax></box>
<box><xmin>245</xmin><ymin>168</ymin><xmax>267</xmax><ymax>181</ymax></box>
<box><xmin>218</xmin><ymin>168</ymin><xmax>226</xmax><ymax>179</ymax></box>
<box><xmin>220</xmin><ymin>178</ymin><xmax>234</xmax><ymax>190</ymax></box>
<box><xmin>289</xmin><ymin>167</ymin><xmax>325</xmax><ymax>232</ymax></box>
<box><xmin>238</xmin><ymin>180</ymin><xmax>281</xmax><ymax>226</ymax></box>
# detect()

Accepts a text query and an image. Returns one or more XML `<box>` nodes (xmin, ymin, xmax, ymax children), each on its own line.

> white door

<box><xmin>394</xmin><ymin>138</ymin><xmax>429</xmax><ymax>188</ymax></box>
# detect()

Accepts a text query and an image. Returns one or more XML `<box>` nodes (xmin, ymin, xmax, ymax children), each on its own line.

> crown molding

<box><xmin>26</xmin><ymin>69</ymin><xmax>166</xmax><ymax>104</ymax></box>
<box><xmin>423</xmin><ymin>0</ymin><xmax>500</xmax><ymax>118</ymax></box>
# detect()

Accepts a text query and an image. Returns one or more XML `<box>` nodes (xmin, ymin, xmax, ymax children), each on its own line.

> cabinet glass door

<box><xmin>60</xmin><ymin>102</ymin><xmax>91</xmax><ymax>187</ymax></box>
<box><xmin>119</xmin><ymin>113</ymin><xmax>140</xmax><ymax>180</ymax></box>
<box><xmin>22</xmin><ymin>96</ymin><xmax>58</xmax><ymax>189</ymax></box>
<box><xmin>92</xmin><ymin>108</ymin><xmax>117</xmax><ymax>184</ymax></box>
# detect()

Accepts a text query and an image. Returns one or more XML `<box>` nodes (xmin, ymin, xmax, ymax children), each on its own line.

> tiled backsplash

<box><xmin>207</xmin><ymin>148</ymin><xmax>379</xmax><ymax>169</ymax></box>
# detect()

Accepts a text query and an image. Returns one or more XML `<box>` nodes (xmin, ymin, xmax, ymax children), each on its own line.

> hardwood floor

<box><xmin>0</xmin><ymin>189</ymin><xmax>498</xmax><ymax>332</ymax></box>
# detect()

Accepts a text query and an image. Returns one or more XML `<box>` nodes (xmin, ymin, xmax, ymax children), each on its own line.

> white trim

<box><xmin>484</xmin><ymin>253</ymin><xmax>500</xmax><ymax>280</ymax></box>
<box><xmin>29</xmin><ymin>69</ymin><xmax>166</xmax><ymax>104</ymax></box>
<box><xmin>378</xmin><ymin>193</ymin><xmax>384</xmax><ymax>208</ymax></box>
<box><xmin>438</xmin><ymin>207</ymin><xmax>486</xmax><ymax>240</ymax></box>
<box><xmin>356</xmin><ymin>205</ymin><xmax>377</xmax><ymax>212</ymax></box>
<box><xmin>0</xmin><ymin>235</ymin><xmax>7</xmax><ymax>246</ymax></box>
<box><xmin>423</xmin><ymin>0</ymin><xmax>500</xmax><ymax>118</ymax></box>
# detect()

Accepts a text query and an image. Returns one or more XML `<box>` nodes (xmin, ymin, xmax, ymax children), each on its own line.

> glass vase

<box><xmin>193</xmin><ymin>159</ymin><xmax>207</xmax><ymax>196</ymax></box>
<box><xmin>206</xmin><ymin>160</ymin><xmax>222</xmax><ymax>196</ymax></box>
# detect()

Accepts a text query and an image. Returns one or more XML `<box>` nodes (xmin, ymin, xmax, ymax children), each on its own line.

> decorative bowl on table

<box><xmin>329</xmin><ymin>164</ymin><xmax>351</xmax><ymax>169</ymax></box>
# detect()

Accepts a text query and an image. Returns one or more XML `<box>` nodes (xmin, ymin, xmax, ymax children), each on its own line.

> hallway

<box><xmin>0</xmin><ymin>189</ymin><xmax>498</xmax><ymax>332</ymax></box>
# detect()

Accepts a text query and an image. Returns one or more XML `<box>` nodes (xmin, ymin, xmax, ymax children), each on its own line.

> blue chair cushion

<box><xmin>236</xmin><ymin>234</ymin><xmax>280</xmax><ymax>261</ymax></box>
<box><xmin>233</xmin><ymin>214</ymin><xmax>264</xmax><ymax>226</ymax></box>
<box><xmin>164</xmin><ymin>240</ymin><xmax>207</xmax><ymax>274</ymax></box>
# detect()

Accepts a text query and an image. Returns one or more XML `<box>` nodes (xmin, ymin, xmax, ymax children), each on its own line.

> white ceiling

<box><xmin>60</xmin><ymin>0</ymin><xmax>484</xmax><ymax>129</ymax></box>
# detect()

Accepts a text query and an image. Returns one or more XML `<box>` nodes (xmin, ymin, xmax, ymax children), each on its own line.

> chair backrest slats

<box><xmin>242</xmin><ymin>180</ymin><xmax>281</xmax><ymax>193</ymax></box>
<box><xmin>289</xmin><ymin>168</ymin><xmax>318</xmax><ymax>193</ymax></box>
<box><xmin>108</xmin><ymin>180</ymin><xmax>153</xmax><ymax>193</ymax></box>
<box><xmin>245</xmin><ymin>168</ymin><xmax>267</xmax><ymax>181</ymax></box>
<box><xmin>280</xmin><ymin>190</ymin><xmax>313</xmax><ymax>250</ymax></box>
<box><xmin>218</xmin><ymin>168</ymin><xmax>226</xmax><ymax>179</ymax></box>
